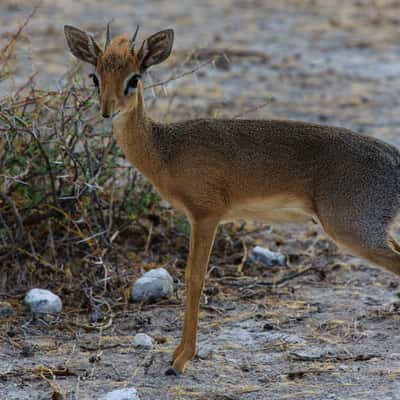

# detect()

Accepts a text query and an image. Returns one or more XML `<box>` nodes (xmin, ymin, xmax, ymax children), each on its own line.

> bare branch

<box><xmin>144</xmin><ymin>58</ymin><xmax>215</xmax><ymax>90</ymax></box>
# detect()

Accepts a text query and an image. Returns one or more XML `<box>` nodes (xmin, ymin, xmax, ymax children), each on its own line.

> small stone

<box><xmin>326</xmin><ymin>394</ymin><xmax>337</xmax><ymax>400</ymax></box>
<box><xmin>89</xmin><ymin>353</ymin><xmax>101</xmax><ymax>363</ymax></box>
<box><xmin>99</xmin><ymin>387</ymin><xmax>140</xmax><ymax>400</ymax></box>
<box><xmin>88</xmin><ymin>309</ymin><xmax>104</xmax><ymax>323</ymax></box>
<box><xmin>20</xmin><ymin>344</ymin><xmax>34</xmax><ymax>357</ymax></box>
<box><xmin>131</xmin><ymin>268</ymin><xmax>174</xmax><ymax>302</ymax></box>
<box><xmin>265</xmin><ymin>332</ymin><xmax>304</xmax><ymax>344</ymax></box>
<box><xmin>385</xmin><ymin>296</ymin><xmax>400</xmax><ymax>311</ymax></box>
<box><xmin>263</xmin><ymin>322</ymin><xmax>274</xmax><ymax>331</ymax></box>
<box><xmin>318</xmin><ymin>114</ymin><xmax>329</xmax><ymax>122</ymax></box>
<box><xmin>159</xmin><ymin>200</ymin><xmax>171</xmax><ymax>209</ymax></box>
<box><xmin>24</xmin><ymin>289</ymin><xmax>62</xmax><ymax>314</ymax></box>
<box><xmin>247</xmin><ymin>246</ymin><xmax>286</xmax><ymax>267</ymax></box>
<box><xmin>197</xmin><ymin>344</ymin><xmax>213</xmax><ymax>359</ymax></box>
<box><xmin>0</xmin><ymin>301</ymin><xmax>15</xmax><ymax>318</ymax></box>
<box><xmin>208</xmin><ymin>266</ymin><xmax>224</xmax><ymax>278</ymax></box>
<box><xmin>389</xmin><ymin>281</ymin><xmax>399</xmax><ymax>289</ymax></box>
<box><xmin>291</xmin><ymin>349</ymin><xmax>325</xmax><ymax>361</ymax></box>
<box><xmin>133</xmin><ymin>333</ymin><xmax>153</xmax><ymax>349</ymax></box>
<box><xmin>151</xmin><ymin>330</ymin><xmax>168</xmax><ymax>344</ymax></box>
<box><xmin>214</xmin><ymin>55</ymin><xmax>231</xmax><ymax>70</ymax></box>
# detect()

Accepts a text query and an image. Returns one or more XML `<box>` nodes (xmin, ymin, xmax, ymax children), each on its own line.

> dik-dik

<box><xmin>65</xmin><ymin>24</ymin><xmax>400</xmax><ymax>375</ymax></box>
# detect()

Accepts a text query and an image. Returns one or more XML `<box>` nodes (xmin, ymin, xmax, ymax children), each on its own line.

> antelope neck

<box><xmin>111</xmin><ymin>95</ymin><xmax>159</xmax><ymax>183</ymax></box>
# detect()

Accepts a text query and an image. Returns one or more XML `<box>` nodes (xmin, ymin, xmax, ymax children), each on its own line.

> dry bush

<box><xmin>0</xmin><ymin>15</ymin><xmax>174</xmax><ymax>301</ymax></box>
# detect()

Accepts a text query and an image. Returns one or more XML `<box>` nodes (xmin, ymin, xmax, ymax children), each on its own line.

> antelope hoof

<box><xmin>165</xmin><ymin>367</ymin><xmax>180</xmax><ymax>377</ymax></box>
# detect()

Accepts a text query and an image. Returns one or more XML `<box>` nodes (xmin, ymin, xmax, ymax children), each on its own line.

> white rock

<box><xmin>247</xmin><ymin>246</ymin><xmax>286</xmax><ymax>267</ymax></box>
<box><xmin>100</xmin><ymin>387</ymin><xmax>140</xmax><ymax>400</ymax></box>
<box><xmin>133</xmin><ymin>333</ymin><xmax>153</xmax><ymax>349</ymax></box>
<box><xmin>24</xmin><ymin>289</ymin><xmax>62</xmax><ymax>314</ymax></box>
<box><xmin>159</xmin><ymin>200</ymin><xmax>171</xmax><ymax>209</ymax></box>
<box><xmin>131</xmin><ymin>268</ymin><xmax>173</xmax><ymax>302</ymax></box>
<box><xmin>197</xmin><ymin>344</ymin><xmax>213</xmax><ymax>359</ymax></box>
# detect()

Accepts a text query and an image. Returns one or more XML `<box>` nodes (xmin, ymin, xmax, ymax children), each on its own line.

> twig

<box><xmin>144</xmin><ymin>221</ymin><xmax>153</xmax><ymax>255</ymax></box>
<box><xmin>237</xmin><ymin>238</ymin><xmax>248</xmax><ymax>275</ymax></box>
<box><xmin>232</xmin><ymin>99</ymin><xmax>274</xmax><ymax>119</ymax></box>
<box><xmin>16</xmin><ymin>248</ymin><xmax>58</xmax><ymax>272</ymax></box>
<box><xmin>0</xmin><ymin>3</ymin><xmax>41</xmax><ymax>63</ymax></box>
<box><xmin>15</xmin><ymin>72</ymin><xmax>38</xmax><ymax>97</ymax></box>
<box><xmin>217</xmin><ymin>265</ymin><xmax>318</xmax><ymax>289</ymax></box>
<box><xmin>144</xmin><ymin>58</ymin><xmax>215</xmax><ymax>90</ymax></box>
<box><xmin>66</xmin><ymin>317</ymin><xmax>113</xmax><ymax>332</ymax></box>
<box><xmin>0</xmin><ymin>191</ymin><xmax>23</xmax><ymax>241</ymax></box>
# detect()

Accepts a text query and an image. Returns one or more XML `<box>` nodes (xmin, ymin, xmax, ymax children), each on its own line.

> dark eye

<box><xmin>89</xmin><ymin>73</ymin><xmax>99</xmax><ymax>90</ymax></box>
<box><xmin>124</xmin><ymin>74</ymin><xmax>141</xmax><ymax>96</ymax></box>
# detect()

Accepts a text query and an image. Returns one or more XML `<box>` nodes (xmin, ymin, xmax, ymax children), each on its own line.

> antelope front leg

<box><xmin>166</xmin><ymin>217</ymin><xmax>218</xmax><ymax>375</ymax></box>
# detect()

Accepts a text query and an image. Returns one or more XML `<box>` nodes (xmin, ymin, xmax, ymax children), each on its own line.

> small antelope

<box><xmin>65</xmin><ymin>24</ymin><xmax>400</xmax><ymax>375</ymax></box>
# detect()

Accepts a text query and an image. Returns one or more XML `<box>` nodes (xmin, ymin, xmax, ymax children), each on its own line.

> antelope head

<box><xmin>64</xmin><ymin>24</ymin><xmax>174</xmax><ymax>119</ymax></box>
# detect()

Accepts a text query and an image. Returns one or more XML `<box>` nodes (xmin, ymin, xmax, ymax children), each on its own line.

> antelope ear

<box><xmin>137</xmin><ymin>29</ymin><xmax>174</xmax><ymax>72</ymax></box>
<box><xmin>64</xmin><ymin>25</ymin><xmax>102</xmax><ymax>66</ymax></box>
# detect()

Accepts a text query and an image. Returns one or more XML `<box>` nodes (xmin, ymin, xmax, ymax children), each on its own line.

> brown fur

<box><xmin>65</xmin><ymin>26</ymin><xmax>400</xmax><ymax>374</ymax></box>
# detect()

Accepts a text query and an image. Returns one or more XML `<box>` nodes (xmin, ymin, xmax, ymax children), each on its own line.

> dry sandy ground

<box><xmin>2</xmin><ymin>0</ymin><xmax>400</xmax><ymax>399</ymax></box>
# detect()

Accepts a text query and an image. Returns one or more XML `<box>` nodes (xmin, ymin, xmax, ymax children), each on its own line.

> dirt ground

<box><xmin>2</xmin><ymin>0</ymin><xmax>400</xmax><ymax>399</ymax></box>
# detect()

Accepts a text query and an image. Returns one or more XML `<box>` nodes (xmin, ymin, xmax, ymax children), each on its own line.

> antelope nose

<box><xmin>102</xmin><ymin>112</ymin><xmax>110</xmax><ymax>119</ymax></box>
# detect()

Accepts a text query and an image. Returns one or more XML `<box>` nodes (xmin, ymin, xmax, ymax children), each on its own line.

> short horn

<box><xmin>105</xmin><ymin>21</ymin><xmax>111</xmax><ymax>49</ymax></box>
<box><xmin>130</xmin><ymin>25</ymin><xmax>140</xmax><ymax>54</ymax></box>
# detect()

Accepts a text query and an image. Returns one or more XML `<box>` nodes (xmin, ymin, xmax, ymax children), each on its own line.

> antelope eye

<box><xmin>124</xmin><ymin>74</ymin><xmax>141</xmax><ymax>96</ymax></box>
<box><xmin>89</xmin><ymin>73</ymin><xmax>99</xmax><ymax>89</ymax></box>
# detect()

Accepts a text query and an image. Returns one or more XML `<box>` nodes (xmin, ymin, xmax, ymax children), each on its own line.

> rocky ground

<box><xmin>2</xmin><ymin>0</ymin><xmax>400</xmax><ymax>399</ymax></box>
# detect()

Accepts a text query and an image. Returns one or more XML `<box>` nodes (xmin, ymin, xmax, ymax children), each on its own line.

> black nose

<box><xmin>102</xmin><ymin>112</ymin><xmax>110</xmax><ymax>119</ymax></box>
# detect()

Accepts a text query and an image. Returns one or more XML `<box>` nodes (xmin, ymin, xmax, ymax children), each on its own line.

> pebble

<box><xmin>24</xmin><ymin>288</ymin><xmax>62</xmax><ymax>314</ymax></box>
<box><xmin>0</xmin><ymin>301</ymin><xmax>15</xmax><ymax>318</ymax></box>
<box><xmin>263</xmin><ymin>322</ymin><xmax>274</xmax><ymax>331</ymax></box>
<box><xmin>265</xmin><ymin>332</ymin><xmax>304</xmax><ymax>344</ymax></box>
<box><xmin>131</xmin><ymin>268</ymin><xmax>174</xmax><ymax>302</ymax></box>
<box><xmin>291</xmin><ymin>349</ymin><xmax>325</xmax><ymax>361</ymax></box>
<box><xmin>197</xmin><ymin>344</ymin><xmax>213</xmax><ymax>359</ymax></box>
<box><xmin>100</xmin><ymin>387</ymin><xmax>140</xmax><ymax>400</ymax></box>
<box><xmin>133</xmin><ymin>333</ymin><xmax>153</xmax><ymax>349</ymax></box>
<box><xmin>88</xmin><ymin>309</ymin><xmax>104</xmax><ymax>323</ymax></box>
<box><xmin>247</xmin><ymin>246</ymin><xmax>286</xmax><ymax>267</ymax></box>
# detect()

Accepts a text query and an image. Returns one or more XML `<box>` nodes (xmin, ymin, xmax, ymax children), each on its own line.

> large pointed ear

<box><xmin>137</xmin><ymin>29</ymin><xmax>174</xmax><ymax>72</ymax></box>
<box><xmin>64</xmin><ymin>25</ymin><xmax>102</xmax><ymax>66</ymax></box>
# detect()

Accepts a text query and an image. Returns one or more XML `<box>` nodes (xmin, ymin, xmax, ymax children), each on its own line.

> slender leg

<box><xmin>167</xmin><ymin>217</ymin><xmax>218</xmax><ymax>375</ymax></box>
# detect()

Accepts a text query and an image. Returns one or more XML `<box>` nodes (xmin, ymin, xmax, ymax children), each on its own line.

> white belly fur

<box><xmin>223</xmin><ymin>195</ymin><xmax>314</xmax><ymax>224</ymax></box>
